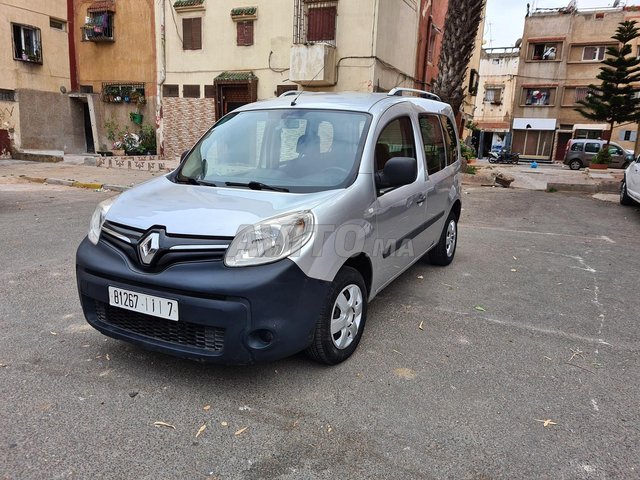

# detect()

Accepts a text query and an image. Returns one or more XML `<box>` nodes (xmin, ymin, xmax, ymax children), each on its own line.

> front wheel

<box><xmin>428</xmin><ymin>213</ymin><xmax>458</xmax><ymax>266</ymax></box>
<box><xmin>621</xmin><ymin>180</ymin><xmax>634</xmax><ymax>206</ymax></box>
<box><xmin>488</xmin><ymin>157</ymin><xmax>497</xmax><ymax>164</ymax></box>
<box><xmin>305</xmin><ymin>267</ymin><xmax>368</xmax><ymax>365</ymax></box>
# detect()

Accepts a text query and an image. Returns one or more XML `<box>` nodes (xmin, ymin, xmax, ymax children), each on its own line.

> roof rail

<box><xmin>388</xmin><ymin>87</ymin><xmax>441</xmax><ymax>102</ymax></box>
<box><xmin>279</xmin><ymin>90</ymin><xmax>299</xmax><ymax>97</ymax></box>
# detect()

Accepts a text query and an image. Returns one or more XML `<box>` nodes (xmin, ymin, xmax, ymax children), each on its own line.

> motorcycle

<box><xmin>488</xmin><ymin>150</ymin><xmax>520</xmax><ymax>165</ymax></box>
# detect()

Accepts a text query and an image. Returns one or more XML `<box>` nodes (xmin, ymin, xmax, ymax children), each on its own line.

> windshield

<box><xmin>176</xmin><ymin>109</ymin><xmax>371</xmax><ymax>193</ymax></box>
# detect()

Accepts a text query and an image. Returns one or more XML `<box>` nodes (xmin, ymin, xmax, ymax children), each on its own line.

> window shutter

<box><xmin>192</xmin><ymin>17</ymin><xmax>202</xmax><ymax>50</ymax></box>
<box><xmin>236</xmin><ymin>21</ymin><xmax>253</xmax><ymax>46</ymax></box>
<box><xmin>632</xmin><ymin>131</ymin><xmax>638</xmax><ymax>142</ymax></box>
<box><xmin>183</xmin><ymin>18</ymin><xmax>202</xmax><ymax>50</ymax></box>
<box><xmin>307</xmin><ymin>7</ymin><xmax>336</xmax><ymax>42</ymax></box>
<box><xmin>493</xmin><ymin>88</ymin><xmax>502</xmax><ymax>104</ymax></box>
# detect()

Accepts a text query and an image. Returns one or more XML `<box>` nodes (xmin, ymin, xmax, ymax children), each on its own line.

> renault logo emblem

<box><xmin>138</xmin><ymin>232</ymin><xmax>160</xmax><ymax>265</ymax></box>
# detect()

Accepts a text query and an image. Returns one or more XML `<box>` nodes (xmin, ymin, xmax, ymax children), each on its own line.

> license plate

<box><xmin>108</xmin><ymin>286</ymin><xmax>179</xmax><ymax>321</ymax></box>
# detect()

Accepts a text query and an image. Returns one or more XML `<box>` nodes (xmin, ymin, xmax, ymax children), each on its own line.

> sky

<box><xmin>484</xmin><ymin>0</ymin><xmax>639</xmax><ymax>48</ymax></box>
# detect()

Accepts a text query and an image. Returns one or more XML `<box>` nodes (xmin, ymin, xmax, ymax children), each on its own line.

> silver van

<box><xmin>563</xmin><ymin>139</ymin><xmax>632</xmax><ymax>170</ymax></box>
<box><xmin>76</xmin><ymin>89</ymin><xmax>462</xmax><ymax>365</ymax></box>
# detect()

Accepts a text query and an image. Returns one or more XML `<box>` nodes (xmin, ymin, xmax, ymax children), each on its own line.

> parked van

<box><xmin>76</xmin><ymin>89</ymin><xmax>462</xmax><ymax>365</ymax></box>
<box><xmin>563</xmin><ymin>139</ymin><xmax>633</xmax><ymax>170</ymax></box>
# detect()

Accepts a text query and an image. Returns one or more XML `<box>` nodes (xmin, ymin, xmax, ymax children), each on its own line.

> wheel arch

<box><xmin>342</xmin><ymin>253</ymin><xmax>373</xmax><ymax>297</ymax></box>
<box><xmin>450</xmin><ymin>199</ymin><xmax>462</xmax><ymax>221</ymax></box>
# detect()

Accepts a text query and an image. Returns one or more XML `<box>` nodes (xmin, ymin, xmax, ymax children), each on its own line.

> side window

<box><xmin>570</xmin><ymin>142</ymin><xmax>583</xmax><ymax>152</ymax></box>
<box><xmin>608</xmin><ymin>145</ymin><xmax>622</xmax><ymax>155</ymax></box>
<box><xmin>375</xmin><ymin>116</ymin><xmax>417</xmax><ymax>171</ymax></box>
<box><xmin>419</xmin><ymin>115</ymin><xmax>446</xmax><ymax>175</ymax></box>
<box><xmin>584</xmin><ymin>142</ymin><xmax>600</xmax><ymax>153</ymax></box>
<box><xmin>440</xmin><ymin>116</ymin><xmax>459</xmax><ymax>166</ymax></box>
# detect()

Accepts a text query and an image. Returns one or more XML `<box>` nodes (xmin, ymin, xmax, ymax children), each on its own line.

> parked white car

<box><xmin>621</xmin><ymin>155</ymin><xmax>640</xmax><ymax>205</ymax></box>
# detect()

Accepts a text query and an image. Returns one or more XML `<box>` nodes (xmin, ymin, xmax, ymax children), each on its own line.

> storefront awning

<box><xmin>214</xmin><ymin>71</ymin><xmax>256</xmax><ymax>82</ymax></box>
<box><xmin>513</xmin><ymin>118</ymin><xmax>556</xmax><ymax>131</ymax></box>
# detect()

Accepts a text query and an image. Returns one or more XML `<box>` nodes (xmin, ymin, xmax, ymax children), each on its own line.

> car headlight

<box><xmin>224</xmin><ymin>211</ymin><xmax>314</xmax><ymax>267</ymax></box>
<box><xmin>88</xmin><ymin>196</ymin><xmax>117</xmax><ymax>245</ymax></box>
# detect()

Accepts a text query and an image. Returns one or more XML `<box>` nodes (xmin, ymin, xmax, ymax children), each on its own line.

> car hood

<box><xmin>106</xmin><ymin>176</ymin><xmax>342</xmax><ymax>237</ymax></box>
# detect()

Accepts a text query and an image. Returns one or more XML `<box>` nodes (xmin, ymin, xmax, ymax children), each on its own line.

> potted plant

<box><xmin>104</xmin><ymin>118</ymin><xmax>126</xmax><ymax>155</ymax></box>
<box><xmin>591</xmin><ymin>149</ymin><xmax>611</xmax><ymax>169</ymax></box>
<box><xmin>130</xmin><ymin>111</ymin><xmax>143</xmax><ymax>126</ymax></box>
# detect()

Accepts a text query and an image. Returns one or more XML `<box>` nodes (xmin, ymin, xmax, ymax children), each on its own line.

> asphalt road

<box><xmin>1</xmin><ymin>180</ymin><xmax>639</xmax><ymax>479</ymax></box>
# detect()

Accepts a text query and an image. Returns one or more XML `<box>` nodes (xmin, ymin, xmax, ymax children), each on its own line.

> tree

<box><xmin>575</xmin><ymin>20</ymin><xmax>640</xmax><ymax>156</ymax></box>
<box><xmin>432</xmin><ymin>0</ymin><xmax>485</xmax><ymax>115</ymax></box>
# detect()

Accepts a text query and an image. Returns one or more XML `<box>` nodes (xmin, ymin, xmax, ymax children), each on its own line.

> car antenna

<box><xmin>291</xmin><ymin>65</ymin><xmax>325</xmax><ymax>106</ymax></box>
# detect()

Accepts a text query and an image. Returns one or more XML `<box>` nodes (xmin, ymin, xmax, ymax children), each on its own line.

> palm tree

<box><xmin>432</xmin><ymin>0</ymin><xmax>485</xmax><ymax>115</ymax></box>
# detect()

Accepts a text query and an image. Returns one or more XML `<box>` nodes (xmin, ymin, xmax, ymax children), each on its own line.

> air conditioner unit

<box><xmin>289</xmin><ymin>44</ymin><xmax>336</xmax><ymax>86</ymax></box>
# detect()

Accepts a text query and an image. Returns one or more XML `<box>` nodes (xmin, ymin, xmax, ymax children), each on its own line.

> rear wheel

<box><xmin>428</xmin><ymin>212</ymin><xmax>458</xmax><ymax>266</ymax></box>
<box><xmin>305</xmin><ymin>267</ymin><xmax>367</xmax><ymax>365</ymax></box>
<box><xmin>569</xmin><ymin>159</ymin><xmax>582</xmax><ymax>170</ymax></box>
<box><xmin>621</xmin><ymin>179</ymin><xmax>634</xmax><ymax>206</ymax></box>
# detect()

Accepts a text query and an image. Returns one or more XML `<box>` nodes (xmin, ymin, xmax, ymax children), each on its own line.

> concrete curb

<box><xmin>17</xmin><ymin>174</ymin><xmax>131</xmax><ymax>192</ymax></box>
<box><xmin>546</xmin><ymin>180</ymin><xmax>620</xmax><ymax>194</ymax></box>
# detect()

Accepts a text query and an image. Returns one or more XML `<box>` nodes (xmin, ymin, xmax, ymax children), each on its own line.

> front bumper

<box><xmin>76</xmin><ymin>237</ymin><xmax>331</xmax><ymax>364</ymax></box>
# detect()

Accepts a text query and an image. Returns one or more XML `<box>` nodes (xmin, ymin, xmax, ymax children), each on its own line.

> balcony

<box><xmin>289</xmin><ymin>43</ymin><xmax>336</xmax><ymax>86</ymax></box>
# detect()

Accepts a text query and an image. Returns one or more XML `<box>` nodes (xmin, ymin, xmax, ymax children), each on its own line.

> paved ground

<box><xmin>1</xmin><ymin>180</ymin><xmax>639</xmax><ymax>479</ymax></box>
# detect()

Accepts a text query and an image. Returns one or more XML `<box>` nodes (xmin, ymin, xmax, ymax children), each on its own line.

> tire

<box><xmin>488</xmin><ymin>156</ymin><xmax>497</xmax><ymax>164</ymax></box>
<box><xmin>428</xmin><ymin>212</ymin><xmax>458</xmax><ymax>266</ymax></box>
<box><xmin>513</xmin><ymin>155</ymin><xmax>519</xmax><ymax>165</ymax></box>
<box><xmin>305</xmin><ymin>266</ymin><xmax>368</xmax><ymax>365</ymax></box>
<box><xmin>620</xmin><ymin>179</ymin><xmax>634</xmax><ymax>206</ymax></box>
<box><xmin>569</xmin><ymin>159</ymin><xmax>582</xmax><ymax>170</ymax></box>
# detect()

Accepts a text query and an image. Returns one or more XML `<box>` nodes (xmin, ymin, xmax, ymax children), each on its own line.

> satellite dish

<box><xmin>515</xmin><ymin>38</ymin><xmax>522</xmax><ymax>48</ymax></box>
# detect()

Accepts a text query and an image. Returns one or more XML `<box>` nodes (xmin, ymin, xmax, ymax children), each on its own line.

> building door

<box><xmin>83</xmin><ymin>103</ymin><xmax>95</xmax><ymax>153</ymax></box>
<box><xmin>214</xmin><ymin>74</ymin><xmax>258</xmax><ymax>120</ymax></box>
<box><xmin>554</xmin><ymin>132</ymin><xmax>572</xmax><ymax>161</ymax></box>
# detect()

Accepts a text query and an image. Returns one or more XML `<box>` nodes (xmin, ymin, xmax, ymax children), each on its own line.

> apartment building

<box><xmin>472</xmin><ymin>47</ymin><xmax>519</xmax><ymax>158</ymax></box>
<box><xmin>155</xmin><ymin>0</ymin><xmax>449</xmax><ymax>158</ymax></box>
<box><xmin>0</xmin><ymin>0</ymin><xmax>79</xmax><ymax>155</ymax></box>
<box><xmin>72</xmin><ymin>0</ymin><xmax>157</xmax><ymax>154</ymax></box>
<box><xmin>510</xmin><ymin>5</ymin><xmax>640</xmax><ymax>161</ymax></box>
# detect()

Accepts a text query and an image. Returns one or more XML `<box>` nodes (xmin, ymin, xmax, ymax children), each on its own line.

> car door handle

<box><xmin>416</xmin><ymin>194</ymin><xmax>426</xmax><ymax>206</ymax></box>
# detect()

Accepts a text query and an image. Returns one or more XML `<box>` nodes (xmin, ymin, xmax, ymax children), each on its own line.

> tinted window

<box><xmin>375</xmin><ymin>117</ymin><xmax>417</xmax><ymax>171</ymax></box>
<box><xmin>608</xmin><ymin>146</ymin><xmax>623</xmax><ymax>155</ymax></box>
<box><xmin>419</xmin><ymin>115</ymin><xmax>446</xmax><ymax>175</ymax></box>
<box><xmin>440</xmin><ymin>116</ymin><xmax>459</xmax><ymax>166</ymax></box>
<box><xmin>570</xmin><ymin>142</ymin><xmax>583</xmax><ymax>152</ymax></box>
<box><xmin>584</xmin><ymin>142</ymin><xmax>600</xmax><ymax>153</ymax></box>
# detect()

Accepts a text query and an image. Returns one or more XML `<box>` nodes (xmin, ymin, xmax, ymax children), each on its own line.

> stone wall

<box><xmin>163</xmin><ymin>97</ymin><xmax>216</xmax><ymax>159</ymax></box>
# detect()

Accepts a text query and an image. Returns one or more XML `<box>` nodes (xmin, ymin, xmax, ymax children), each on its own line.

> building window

<box><xmin>49</xmin><ymin>18</ymin><xmax>66</xmax><ymax>31</ymax></box>
<box><xmin>101</xmin><ymin>83</ymin><xmax>145</xmax><ymax>104</ymax></box>
<box><xmin>204</xmin><ymin>85</ymin><xmax>216</xmax><ymax>98</ymax></box>
<box><xmin>163</xmin><ymin>84</ymin><xmax>179</xmax><ymax>97</ymax></box>
<box><xmin>82</xmin><ymin>9</ymin><xmax>115</xmax><ymax>42</ymax></box>
<box><xmin>183</xmin><ymin>85</ymin><xmax>201</xmax><ymax>98</ymax></box>
<box><xmin>582</xmin><ymin>46</ymin><xmax>606</xmax><ymax>61</ymax></box>
<box><xmin>0</xmin><ymin>89</ymin><xmax>16</xmax><ymax>102</ymax></box>
<box><xmin>276</xmin><ymin>85</ymin><xmax>298</xmax><ymax>97</ymax></box>
<box><xmin>484</xmin><ymin>87</ymin><xmax>503</xmax><ymax>104</ymax></box>
<box><xmin>236</xmin><ymin>21</ymin><xmax>254</xmax><ymax>46</ymax></box>
<box><xmin>523</xmin><ymin>88</ymin><xmax>553</xmax><ymax>106</ymax></box>
<box><xmin>620</xmin><ymin>130</ymin><xmax>637</xmax><ymax>142</ymax></box>
<box><xmin>293</xmin><ymin>0</ymin><xmax>338</xmax><ymax>45</ymax></box>
<box><xmin>575</xmin><ymin>87</ymin><xmax>592</xmax><ymax>103</ymax></box>
<box><xmin>12</xmin><ymin>24</ymin><xmax>42</xmax><ymax>64</ymax></box>
<box><xmin>529</xmin><ymin>42</ymin><xmax>559</xmax><ymax>61</ymax></box>
<box><xmin>183</xmin><ymin>17</ymin><xmax>202</xmax><ymax>50</ymax></box>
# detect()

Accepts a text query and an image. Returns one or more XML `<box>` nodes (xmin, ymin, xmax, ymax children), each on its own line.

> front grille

<box><xmin>95</xmin><ymin>301</ymin><xmax>224</xmax><ymax>351</ymax></box>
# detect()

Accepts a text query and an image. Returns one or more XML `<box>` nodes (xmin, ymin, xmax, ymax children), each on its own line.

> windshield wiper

<box><xmin>175</xmin><ymin>176</ymin><xmax>217</xmax><ymax>187</ymax></box>
<box><xmin>225</xmin><ymin>181</ymin><xmax>289</xmax><ymax>192</ymax></box>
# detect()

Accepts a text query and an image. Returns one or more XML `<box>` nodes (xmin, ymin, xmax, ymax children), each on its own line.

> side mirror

<box><xmin>180</xmin><ymin>150</ymin><xmax>189</xmax><ymax>162</ymax></box>
<box><xmin>375</xmin><ymin>157</ymin><xmax>417</xmax><ymax>189</ymax></box>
